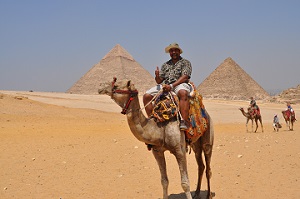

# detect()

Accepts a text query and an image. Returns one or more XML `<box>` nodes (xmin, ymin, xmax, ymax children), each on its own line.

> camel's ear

<box><xmin>127</xmin><ymin>80</ymin><xmax>136</xmax><ymax>90</ymax></box>
<box><xmin>127</xmin><ymin>80</ymin><xmax>131</xmax><ymax>88</ymax></box>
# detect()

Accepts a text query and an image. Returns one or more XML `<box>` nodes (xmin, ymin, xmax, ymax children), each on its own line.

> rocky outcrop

<box><xmin>271</xmin><ymin>85</ymin><xmax>300</xmax><ymax>104</ymax></box>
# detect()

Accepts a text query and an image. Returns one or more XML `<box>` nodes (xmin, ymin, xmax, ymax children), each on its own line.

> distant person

<box><xmin>249</xmin><ymin>97</ymin><xmax>260</xmax><ymax>115</ymax></box>
<box><xmin>286</xmin><ymin>102</ymin><xmax>296</xmax><ymax>120</ymax></box>
<box><xmin>273</xmin><ymin>114</ymin><xmax>281</xmax><ymax>131</ymax></box>
<box><xmin>143</xmin><ymin>42</ymin><xmax>192</xmax><ymax>130</ymax></box>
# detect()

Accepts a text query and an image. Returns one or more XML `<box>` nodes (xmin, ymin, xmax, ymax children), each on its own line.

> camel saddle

<box><xmin>152</xmin><ymin>86</ymin><xmax>208</xmax><ymax>144</ymax></box>
<box><xmin>248</xmin><ymin>106</ymin><xmax>260</xmax><ymax>117</ymax></box>
<box><xmin>285</xmin><ymin>110</ymin><xmax>295</xmax><ymax>119</ymax></box>
<box><xmin>152</xmin><ymin>92</ymin><xmax>179</xmax><ymax>122</ymax></box>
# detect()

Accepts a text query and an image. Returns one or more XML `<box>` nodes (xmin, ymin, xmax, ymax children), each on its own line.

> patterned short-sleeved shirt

<box><xmin>159</xmin><ymin>57</ymin><xmax>192</xmax><ymax>84</ymax></box>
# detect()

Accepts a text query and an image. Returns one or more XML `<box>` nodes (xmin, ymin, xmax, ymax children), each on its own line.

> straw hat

<box><xmin>165</xmin><ymin>43</ymin><xmax>183</xmax><ymax>54</ymax></box>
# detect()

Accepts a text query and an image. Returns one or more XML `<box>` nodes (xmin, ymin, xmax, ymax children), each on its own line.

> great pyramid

<box><xmin>197</xmin><ymin>57</ymin><xmax>270</xmax><ymax>100</ymax></box>
<box><xmin>67</xmin><ymin>44</ymin><xmax>156</xmax><ymax>94</ymax></box>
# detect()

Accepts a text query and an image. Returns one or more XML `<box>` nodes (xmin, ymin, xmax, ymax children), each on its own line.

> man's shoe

<box><xmin>179</xmin><ymin>120</ymin><xmax>189</xmax><ymax>130</ymax></box>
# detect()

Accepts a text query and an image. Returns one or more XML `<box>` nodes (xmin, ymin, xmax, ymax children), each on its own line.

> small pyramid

<box><xmin>67</xmin><ymin>44</ymin><xmax>156</xmax><ymax>94</ymax></box>
<box><xmin>197</xmin><ymin>57</ymin><xmax>270</xmax><ymax>100</ymax></box>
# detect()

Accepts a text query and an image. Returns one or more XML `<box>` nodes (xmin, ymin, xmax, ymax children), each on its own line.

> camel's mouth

<box><xmin>98</xmin><ymin>88</ymin><xmax>107</xmax><ymax>94</ymax></box>
<box><xmin>98</xmin><ymin>82</ymin><xmax>112</xmax><ymax>95</ymax></box>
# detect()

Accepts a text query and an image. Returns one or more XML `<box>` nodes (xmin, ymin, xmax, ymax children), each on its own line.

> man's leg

<box><xmin>177</xmin><ymin>89</ymin><xmax>190</xmax><ymax>129</ymax></box>
<box><xmin>143</xmin><ymin>85</ymin><xmax>161</xmax><ymax>117</ymax></box>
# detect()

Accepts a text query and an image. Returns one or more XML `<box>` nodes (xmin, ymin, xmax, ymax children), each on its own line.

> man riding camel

<box><xmin>249</xmin><ymin>97</ymin><xmax>260</xmax><ymax>116</ymax></box>
<box><xmin>286</xmin><ymin>102</ymin><xmax>297</xmax><ymax>120</ymax></box>
<box><xmin>143</xmin><ymin>43</ymin><xmax>192</xmax><ymax>130</ymax></box>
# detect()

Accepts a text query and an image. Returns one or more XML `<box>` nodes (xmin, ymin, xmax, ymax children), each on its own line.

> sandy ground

<box><xmin>0</xmin><ymin>90</ymin><xmax>299</xmax><ymax>199</ymax></box>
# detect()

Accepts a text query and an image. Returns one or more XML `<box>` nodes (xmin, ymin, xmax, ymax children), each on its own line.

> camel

<box><xmin>98</xmin><ymin>78</ymin><xmax>214</xmax><ymax>199</ymax></box>
<box><xmin>282</xmin><ymin>110</ymin><xmax>296</xmax><ymax>131</ymax></box>
<box><xmin>239</xmin><ymin>107</ymin><xmax>264</xmax><ymax>133</ymax></box>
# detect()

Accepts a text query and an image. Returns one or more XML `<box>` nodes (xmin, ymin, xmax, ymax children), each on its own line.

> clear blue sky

<box><xmin>1</xmin><ymin>0</ymin><xmax>299</xmax><ymax>93</ymax></box>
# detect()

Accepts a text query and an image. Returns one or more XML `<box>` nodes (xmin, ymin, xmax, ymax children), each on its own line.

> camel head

<box><xmin>98</xmin><ymin>82</ymin><xmax>112</xmax><ymax>95</ymax></box>
<box><xmin>98</xmin><ymin>78</ymin><xmax>138</xmax><ymax>114</ymax></box>
<box><xmin>98</xmin><ymin>78</ymin><xmax>136</xmax><ymax>94</ymax></box>
<box><xmin>239</xmin><ymin>107</ymin><xmax>244</xmax><ymax>112</ymax></box>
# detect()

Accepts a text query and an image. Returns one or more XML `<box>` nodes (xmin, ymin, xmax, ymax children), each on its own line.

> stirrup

<box><xmin>179</xmin><ymin>120</ymin><xmax>189</xmax><ymax>130</ymax></box>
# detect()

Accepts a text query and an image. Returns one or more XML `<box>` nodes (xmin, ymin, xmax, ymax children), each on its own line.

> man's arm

<box><xmin>163</xmin><ymin>74</ymin><xmax>189</xmax><ymax>91</ymax></box>
<box><xmin>171</xmin><ymin>75</ymin><xmax>189</xmax><ymax>87</ymax></box>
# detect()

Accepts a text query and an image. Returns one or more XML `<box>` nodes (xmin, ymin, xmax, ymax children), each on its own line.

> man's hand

<box><xmin>155</xmin><ymin>66</ymin><xmax>159</xmax><ymax>77</ymax></box>
<box><xmin>155</xmin><ymin>66</ymin><xmax>163</xmax><ymax>84</ymax></box>
<box><xmin>162</xmin><ymin>84</ymin><xmax>172</xmax><ymax>92</ymax></box>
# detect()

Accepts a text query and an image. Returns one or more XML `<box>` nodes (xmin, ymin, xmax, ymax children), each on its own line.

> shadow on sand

<box><xmin>168</xmin><ymin>191</ymin><xmax>216</xmax><ymax>199</ymax></box>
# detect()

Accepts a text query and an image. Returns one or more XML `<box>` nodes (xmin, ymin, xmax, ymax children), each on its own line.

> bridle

<box><xmin>111</xmin><ymin>77</ymin><xmax>138</xmax><ymax>115</ymax></box>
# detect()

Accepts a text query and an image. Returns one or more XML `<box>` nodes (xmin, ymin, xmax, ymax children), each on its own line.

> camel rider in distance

<box><xmin>143</xmin><ymin>43</ymin><xmax>192</xmax><ymax>130</ymax></box>
<box><xmin>286</xmin><ymin>102</ymin><xmax>297</xmax><ymax>120</ymax></box>
<box><xmin>250</xmin><ymin>97</ymin><xmax>260</xmax><ymax>115</ymax></box>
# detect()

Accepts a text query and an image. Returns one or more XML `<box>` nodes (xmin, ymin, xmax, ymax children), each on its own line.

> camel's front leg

<box><xmin>246</xmin><ymin>118</ymin><xmax>250</xmax><ymax>132</ymax></box>
<box><xmin>174</xmin><ymin>145</ymin><xmax>193</xmax><ymax>199</ymax></box>
<box><xmin>285</xmin><ymin>121</ymin><xmax>289</xmax><ymax>131</ymax></box>
<box><xmin>289</xmin><ymin>118</ymin><xmax>293</xmax><ymax>130</ymax></box>
<box><xmin>152</xmin><ymin>150</ymin><xmax>169</xmax><ymax>199</ymax></box>
<box><xmin>254</xmin><ymin>120</ymin><xmax>258</xmax><ymax>132</ymax></box>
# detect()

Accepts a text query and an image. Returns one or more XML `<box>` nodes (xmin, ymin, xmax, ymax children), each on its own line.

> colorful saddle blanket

<box><xmin>152</xmin><ymin>87</ymin><xmax>209</xmax><ymax>144</ymax></box>
<box><xmin>248</xmin><ymin>106</ymin><xmax>260</xmax><ymax>117</ymax></box>
<box><xmin>185</xmin><ymin>90</ymin><xmax>208</xmax><ymax>144</ymax></box>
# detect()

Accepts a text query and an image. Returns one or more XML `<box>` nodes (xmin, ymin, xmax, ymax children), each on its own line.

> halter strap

<box><xmin>111</xmin><ymin>77</ymin><xmax>138</xmax><ymax>115</ymax></box>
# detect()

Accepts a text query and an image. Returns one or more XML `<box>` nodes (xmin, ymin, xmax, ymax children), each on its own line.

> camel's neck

<box><xmin>125</xmin><ymin>96</ymin><xmax>153</xmax><ymax>142</ymax></box>
<box><xmin>126</xmin><ymin>97</ymin><xmax>147</xmax><ymax>124</ymax></box>
<box><xmin>240</xmin><ymin>109</ymin><xmax>250</xmax><ymax>118</ymax></box>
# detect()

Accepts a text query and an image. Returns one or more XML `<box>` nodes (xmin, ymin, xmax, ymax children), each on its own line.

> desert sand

<box><xmin>0</xmin><ymin>90</ymin><xmax>299</xmax><ymax>199</ymax></box>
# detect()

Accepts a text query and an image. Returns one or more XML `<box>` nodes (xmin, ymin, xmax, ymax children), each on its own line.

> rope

<box><xmin>140</xmin><ymin>88</ymin><xmax>164</xmax><ymax>111</ymax></box>
<box><xmin>168</xmin><ymin>92</ymin><xmax>182</xmax><ymax>124</ymax></box>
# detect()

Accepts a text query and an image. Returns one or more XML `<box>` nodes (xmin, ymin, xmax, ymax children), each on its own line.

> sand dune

<box><xmin>0</xmin><ymin>91</ymin><xmax>299</xmax><ymax>199</ymax></box>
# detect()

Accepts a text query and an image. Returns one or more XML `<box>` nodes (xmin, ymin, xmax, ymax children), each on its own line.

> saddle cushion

<box><xmin>152</xmin><ymin>92</ymin><xmax>179</xmax><ymax>122</ymax></box>
<box><xmin>151</xmin><ymin>87</ymin><xmax>209</xmax><ymax>144</ymax></box>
